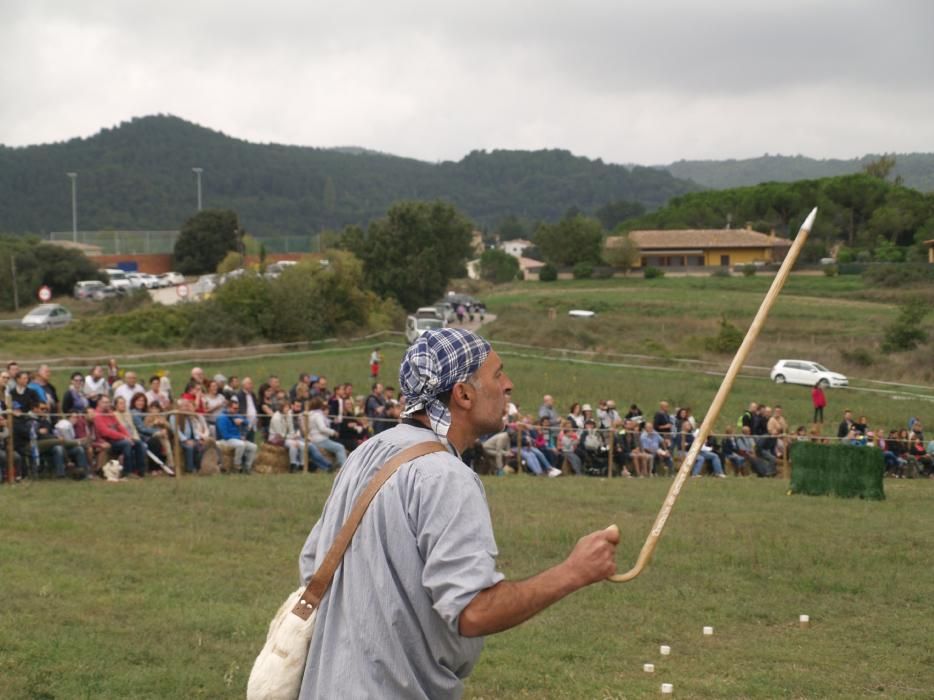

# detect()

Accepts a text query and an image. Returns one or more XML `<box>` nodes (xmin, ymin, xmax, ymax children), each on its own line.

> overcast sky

<box><xmin>1</xmin><ymin>0</ymin><xmax>932</xmax><ymax>164</ymax></box>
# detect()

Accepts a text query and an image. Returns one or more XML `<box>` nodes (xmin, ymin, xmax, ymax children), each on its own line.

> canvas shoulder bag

<box><xmin>246</xmin><ymin>440</ymin><xmax>447</xmax><ymax>700</ymax></box>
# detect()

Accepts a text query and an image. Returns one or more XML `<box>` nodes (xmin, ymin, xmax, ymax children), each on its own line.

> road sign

<box><xmin>176</xmin><ymin>284</ymin><xmax>189</xmax><ymax>299</ymax></box>
<box><xmin>38</xmin><ymin>285</ymin><xmax>52</xmax><ymax>302</ymax></box>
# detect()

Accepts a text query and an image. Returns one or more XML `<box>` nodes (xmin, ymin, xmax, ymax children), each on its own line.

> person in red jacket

<box><xmin>811</xmin><ymin>383</ymin><xmax>827</xmax><ymax>425</ymax></box>
<box><xmin>93</xmin><ymin>396</ymin><xmax>147</xmax><ymax>477</ymax></box>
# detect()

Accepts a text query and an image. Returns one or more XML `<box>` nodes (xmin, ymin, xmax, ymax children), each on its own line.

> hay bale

<box><xmin>199</xmin><ymin>438</ymin><xmax>220</xmax><ymax>476</ymax></box>
<box><xmin>789</xmin><ymin>442</ymin><xmax>885</xmax><ymax>500</ymax></box>
<box><xmin>253</xmin><ymin>443</ymin><xmax>290</xmax><ymax>474</ymax></box>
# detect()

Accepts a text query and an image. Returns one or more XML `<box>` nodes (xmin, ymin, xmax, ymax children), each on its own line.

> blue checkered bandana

<box><xmin>400</xmin><ymin>328</ymin><xmax>491</xmax><ymax>438</ymax></box>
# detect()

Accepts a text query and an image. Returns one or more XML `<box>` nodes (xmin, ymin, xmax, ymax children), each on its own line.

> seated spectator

<box><xmin>578</xmin><ymin>418</ymin><xmax>608</xmax><ymax>475</ymax></box>
<box><xmin>53</xmin><ymin>411</ymin><xmax>91</xmax><ymax>479</ymax></box>
<box><xmin>94</xmin><ymin>396</ymin><xmax>147</xmax><ymax>478</ymax></box>
<box><xmin>114</xmin><ymin>371</ymin><xmax>145</xmax><ymax>409</ymax></box>
<box><xmin>514</xmin><ymin>417</ymin><xmax>557</xmax><ymax>477</ymax></box>
<box><xmin>640</xmin><ymin>422</ymin><xmax>673</xmax><ymax>476</ymax></box>
<box><xmin>686</xmin><ymin>422</ymin><xmax>725</xmax><ymax>478</ymax></box>
<box><xmin>736</xmin><ymin>425</ymin><xmax>774</xmax><ymax>477</ymax></box>
<box><xmin>336</xmin><ymin>397</ymin><xmax>367</xmax><ymax>454</ymax></box>
<box><xmin>114</xmin><ymin>396</ymin><xmax>151</xmax><ymax>475</ymax></box>
<box><xmin>481</xmin><ymin>430</ymin><xmax>512</xmax><ymax>475</ymax></box>
<box><xmin>598</xmin><ymin>400</ymin><xmax>621</xmax><ymax>431</ymax></box>
<box><xmin>33</xmin><ymin>403</ymin><xmax>87</xmax><ymax>478</ymax></box>
<box><xmin>558</xmin><ymin>419</ymin><xmax>583</xmax><ymax>475</ymax></box>
<box><xmin>625</xmin><ymin>404</ymin><xmax>644</xmax><ymax>423</ymax></box>
<box><xmin>532</xmin><ymin>417</ymin><xmax>560</xmax><ymax>468</ymax></box>
<box><xmin>618</xmin><ymin>419</ymin><xmax>651</xmax><ymax>477</ymax></box>
<box><xmin>721</xmin><ymin>426</ymin><xmax>747</xmax><ymax>475</ymax></box>
<box><xmin>170</xmin><ymin>397</ymin><xmax>213</xmax><ymax>474</ymax></box>
<box><xmin>270</xmin><ymin>399</ymin><xmax>332</xmax><ymax>472</ymax></box>
<box><xmin>143</xmin><ymin>401</ymin><xmax>175</xmax><ymax>473</ymax></box>
<box><xmin>130</xmin><ymin>393</ymin><xmax>171</xmax><ymax>473</ymax></box>
<box><xmin>306</xmin><ymin>397</ymin><xmax>347</xmax><ymax>470</ymax></box>
<box><xmin>215</xmin><ymin>397</ymin><xmax>257</xmax><ymax>473</ymax></box>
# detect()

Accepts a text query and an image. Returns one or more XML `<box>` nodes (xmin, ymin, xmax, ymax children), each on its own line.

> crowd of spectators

<box><xmin>2</xmin><ymin>359</ymin><xmax>932</xmax><ymax>483</ymax></box>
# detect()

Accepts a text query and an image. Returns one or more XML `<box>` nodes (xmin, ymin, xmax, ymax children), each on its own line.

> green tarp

<box><xmin>789</xmin><ymin>442</ymin><xmax>885</xmax><ymax>500</ymax></box>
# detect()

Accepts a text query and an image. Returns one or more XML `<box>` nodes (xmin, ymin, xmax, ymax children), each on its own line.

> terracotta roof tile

<box><xmin>610</xmin><ymin>229</ymin><xmax>792</xmax><ymax>250</ymax></box>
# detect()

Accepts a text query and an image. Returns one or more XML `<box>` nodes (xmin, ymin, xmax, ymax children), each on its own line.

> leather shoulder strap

<box><xmin>291</xmin><ymin>440</ymin><xmax>447</xmax><ymax>620</ymax></box>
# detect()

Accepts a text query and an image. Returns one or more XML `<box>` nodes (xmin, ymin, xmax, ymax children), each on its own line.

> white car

<box><xmin>159</xmin><ymin>272</ymin><xmax>185</xmax><ymax>286</ymax></box>
<box><xmin>127</xmin><ymin>272</ymin><xmax>155</xmax><ymax>289</ymax></box>
<box><xmin>770</xmin><ymin>360</ymin><xmax>848</xmax><ymax>388</ymax></box>
<box><xmin>21</xmin><ymin>304</ymin><xmax>73</xmax><ymax>329</ymax></box>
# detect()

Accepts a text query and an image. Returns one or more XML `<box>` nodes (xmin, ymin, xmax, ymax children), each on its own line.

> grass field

<box><xmin>3</xmin><ymin>274</ymin><xmax>934</xmax><ymax>698</ymax></box>
<box><xmin>2</xmin><ymin>474</ymin><xmax>933</xmax><ymax>698</ymax></box>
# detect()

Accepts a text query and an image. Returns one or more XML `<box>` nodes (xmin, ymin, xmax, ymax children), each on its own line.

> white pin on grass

<box><xmin>659</xmin><ymin>645</ymin><xmax>671</xmax><ymax>656</ymax></box>
<box><xmin>703</xmin><ymin>626</ymin><xmax>714</xmax><ymax>636</ymax></box>
<box><xmin>643</xmin><ymin>663</ymin><xmax>655</xmax><ymax>673</ymax></box>
<box><xmin>661</xmin><ymin>682</ymin><xmax>673</xmax><ymax>694</ymax></box>
<box><xmin>799</xmin><ymin>614</ymin><xmax>810</xmax><ymax>629</ymax></box>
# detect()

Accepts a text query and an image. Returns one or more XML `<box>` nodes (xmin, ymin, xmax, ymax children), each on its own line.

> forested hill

<box><xmin>0</xmin><ymin>115</ymin><xmax>698</xmax><ymax>236</ymax></box>
<box><xmin>661</xmin><ymin>153</ymin><xmax>934</xmax><ymax>192</ymax></box>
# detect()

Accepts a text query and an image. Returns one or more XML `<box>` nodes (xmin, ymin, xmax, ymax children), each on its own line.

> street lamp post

<box><xmin>67</xmin><ymin>172</ymin><xmax>78</xmax><ymax>242</ymax></box>
<box><xmin>192</xmin><ymin>167</ymin><xmax>203</xmax><ymax>211</ymax></box>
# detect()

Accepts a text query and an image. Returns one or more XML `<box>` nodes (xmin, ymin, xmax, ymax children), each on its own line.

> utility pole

<box><xmin>67</xmin><ymin>172</ymin><xmax>78</xmax><ymax>242</ymax></box>
<box><xmin>192</xmin><ymin>167</ymin><xmax>203</xmax><ymax>211</ymax></box>
<box><xmin>10</xmin><ymin>255</ymin><xmax>19</xmax><ymax>311</ymax></box>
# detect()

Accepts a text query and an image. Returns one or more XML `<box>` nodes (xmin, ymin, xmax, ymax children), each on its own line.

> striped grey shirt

<box><xmin>298</xmin><ymin>423</ymin><xmax>504</xmax><ymax>699</ymax></box>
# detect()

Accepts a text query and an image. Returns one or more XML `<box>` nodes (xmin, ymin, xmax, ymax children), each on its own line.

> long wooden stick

<box><xmin>608</xmin><ymin>207</ymin><xmax>817</xmax><ymax>583</ymax></box>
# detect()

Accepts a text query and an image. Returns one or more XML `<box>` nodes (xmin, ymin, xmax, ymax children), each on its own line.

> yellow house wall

<box><xmin>703</xmin><ymin>247</ymin><xmax>771</xmax><ymax>266</ymax></box>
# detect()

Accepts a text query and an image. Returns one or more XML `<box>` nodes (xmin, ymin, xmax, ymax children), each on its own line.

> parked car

<box><xmin>770</xmin><ymin>360</ymin><xmax>848</xmax><ymax>388</ymax></box>
<box><xmin>415</xmin><ymin>306</ymin><xmax>446</xmax><ymax>322</ymax></box>
<box><xmin>73</xmin><ymin>280</ymin><xmax>107</xmax><ymax>300</ymax></box>
<box><xmin>159</xmin><ymin>272</ymin><xmax>185</xmax><ymax>286</ymax></box>
<box><xmin>191</xmin><ymin>274</ymin><xmax>218</xmax><ymax>299</ymax></box>
<box><xmin>127</xmin><ymin>272</ymin><xmax>157</xmax><ymax>289</ymax></box>
<box><xmin>103</xmin><ymin>269</ymin><xmax>133</xmax><ymax>294</ymax></box>
<box><xmin>21</xmin><ymin>304</ymin><xmax>73</xmax><ymax>329</ymax></box>
<box><xmin>92</xmin><ymin>286</ymin><xmax>119</xmax><ymax>300</ymax></box>
<box><xmin>405</xmin><ymin>315</ymin><xmax>444</xmax><ymax>344</ymax></box>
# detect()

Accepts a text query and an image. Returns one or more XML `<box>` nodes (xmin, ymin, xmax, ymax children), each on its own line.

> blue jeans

<box><xmin>313</xmin><ymin>439</ymin><xmax>347</xmax><ymax>468</ymax></box>
<box><xmin>110</xmin><ymin>439</ymin><xmax>148</xmax><ymax>476</ymax></box>
<box><xmin>692</xmin><ymin>451</ymin><xmax>724</xmax><ymax>476</ymax></box>
<box><xmin>522</xmin><ymin>447</ymin><xmax>549</xmax><ymax>475</ymax></box>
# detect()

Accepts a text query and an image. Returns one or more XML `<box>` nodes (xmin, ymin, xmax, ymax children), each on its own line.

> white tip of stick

<box><xmin>800</xmin><ymin>207</ymin><xmax>818</xmax><ymax>233</ymax></box>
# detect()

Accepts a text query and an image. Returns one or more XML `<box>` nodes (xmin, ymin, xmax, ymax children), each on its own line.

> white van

<box><xmin>104</xmin><ymin>269</ymin><xmax>133</xmax><ymax>293</ymax></box>
<box><xmin>405</xmin><ymin>315</ymin><xmax>444</xmax><ymax>344</ymax></box>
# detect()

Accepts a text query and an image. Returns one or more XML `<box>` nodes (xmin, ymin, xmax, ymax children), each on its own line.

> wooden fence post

<box><xmin>171</xmin><ymin>410</ymin><xmax>183</xmax><ymax>478</ymax></box>
<box><xmin>6</xmin><ymin>406</ymin><xmax>15</xmax><ymax>484</ymax></box>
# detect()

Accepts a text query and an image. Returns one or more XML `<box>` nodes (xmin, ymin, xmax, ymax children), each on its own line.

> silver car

<box><xmin>21</xmin><ymin>304</ymin><xmax>73</xmax><ymax>329</ymax></box>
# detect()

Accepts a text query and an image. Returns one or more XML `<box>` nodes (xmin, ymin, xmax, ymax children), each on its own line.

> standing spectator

<box><xmin>203</xmin><ymin>380</ymin><xmax>228</xmax><ymax>428</ymax></box>
<box><xmin>767</xmin><ymin>405</ymin><xmax>789</xmax><ymax>458</ymax></box>
<box><xmin>537</xmin><ymin>394</ymin><xmax>560</xmax><ymax>424</ymax></box>
<box><xmin>9</xmin><ymin>370</ymin><xmax>40</xmax><ymax>464</ymax></box>
<box><xmin>62</xmin><ymin>372</ymin><xmax>90</xmax><ymax>415</ymax></box>
<box><xmin>145</xmin><ymin>375</ymin><xmax>171</xmax><ymax>411</ymax></box>
<box><xmin>566</xmin><ymin>402</ymin><xmax>584</xmax><ymax>430</ymax></box>
<box><xmin>114</xmin><ymin>371</ymin><xmax>145</xmax><ymax>409</ymax></box>
<box><xmin>739</xmin><ymin>402</ymin><xmax>758</xmax><ymax>431</ymax></box>
<box><xmin>336</xmin><ymin>397</ymin><xmax>367</xmax><ymax>454</ymax></box>
<box><xmin>190</xmin><ymin>367</ymin><xmax>206</xmax><ymax>388</ymax></box>
<box><xmin>83</xmin><ymin>365</ymin><xmax>109</xmax><ymax>407</ymax></box>
<box><xmin>106</xmin><ymin>358</ymin><xmax>120</xmax><ymax>386</ymax></box>
<box><xmin>625</xmin><ymin>403</ymin><xmax>644</xmax><ymax>424</ymax></box>
<box><xmin>215</xmin><ymin>398</ymin><xmax>257</xmax><ymax>473</ymax></box>
<box><xmin>28</xmin><ymin>364</ymin><xmax>59</xmax><ymax>416</ymax></box>
<box><xmin>94</xmin><ymin>396</ymin><xmax>147</xmax><ymax>478</ymax></box>
<box><xmin>369</xmin><ymin>347</ymin><xmax>382</xmax><ymax>380</ymax></box>
<box><xmin>365</xmin><ymin>383</ymin><xmax>389</xmax><ymax>434</ymax></box>
<box><xmin>811</xmin><ymin>383</ymin><xmax>827</xmax><ymax>425</ymax></box>
<box><xmin>653</xmin><ymin>401</ymin><xmax>673</xmax><ymax>439</ymax></box>
<box><xmin>598</xmin><ymin>400</ymin><xmax>621</xmax><ymax>430</ymax></box>
<box><xmin>837</xmin><ymin>409</ymin><xmax>854</xmax><ymax>439</ymax></box>
<box><xmin>237</xmin><ymin>377</ymin><xmax>259</xmax><ymax>441</ymax></box>
<box><xmin>171</xmin><ymin>397</ymin><xmax>212</xmax><ymax>473</ymax></box>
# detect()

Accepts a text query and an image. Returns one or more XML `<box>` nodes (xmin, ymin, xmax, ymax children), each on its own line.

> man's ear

<box><xmin>450</xmin><ymin>382</ymin><xmax>474</xmax><ymax>411</ymax></box>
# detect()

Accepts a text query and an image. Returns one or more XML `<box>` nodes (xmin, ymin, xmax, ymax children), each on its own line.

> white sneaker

<box><xmin>548</xmin><ymin>467</ymin><xmax>562</xmax><ymax>477</ymax></box>
<box><xmin>716</xmin><ymin>473</ymin><xmax>727</xmax><ymax>478</ymax></box>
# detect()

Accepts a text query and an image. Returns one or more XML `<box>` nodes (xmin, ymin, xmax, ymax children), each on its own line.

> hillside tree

<box><xmin>173</xmin><ymin>209</ymin><xmax>241</xmax><ymax>274</ymax></box>
<box><xmin>535</xmin><ymin>214</ymin><xmax>604</xmax><ymax>267</ymax></box>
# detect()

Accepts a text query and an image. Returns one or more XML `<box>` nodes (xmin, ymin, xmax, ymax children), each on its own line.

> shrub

<box><xmin>741</xmin><ymin>264</ymin><xmax>757</xmax><ymax>277</ymax></box>
<box><xmin>710</xmin><ymin>268</ymin><xmax>731</xmax><ymax>278</ymax></box>
<box><xmin>863</xmin><ymin>263</ymin><xmax>934</xmax><ymax>288</ymax></box>
<box><xmin>478</xmin><ymin>249</ymin><xmax>520</xmax><ymax>284</ymax></box>
<box><xmin>572</xmin><ymin>262</ymin><xmax>593</xmax><ymax>279</ymax></box>
<box><xmin>703</xmin><ymin>315</ymin><xmax>744</xmax><ymax>354</ymax></box>
<box><xmin>538</xmin><ymin>263</ymin><xmax>558</xmax><ymax>282</ymax></box>
<box><xmin>839</xmin><ymin>347</ymin><xmax>874</xmax><ymax>367</ymax></box>
<box><xmin>881</xmin><ymin>299</ymin><xmax>929</xmax><ymax>353</ymax></box>
<box><xmin>643</xmin><ymin>266</ymin><xmax>664</xmax><ymax>279</ymax></box>
<box><xmin>822</xmin><ymin>264</ymin><xmax>839</xmax><ymax>277</ymax></box>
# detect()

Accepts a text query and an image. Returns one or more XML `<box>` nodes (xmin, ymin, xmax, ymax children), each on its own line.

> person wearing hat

<box><xmin>296</xmin><ymin>328</ymin><xmax>619</xmax><ymax>699</ymax></box>
<box><xmin>598</xmin><ymin>400</ymin><xmax>621</xmax><ymax>430</ymax></box>
<box><xmin>215</xmin><ymin>397</ymin><xmax>257</xmax><ymax>473</ymax></box>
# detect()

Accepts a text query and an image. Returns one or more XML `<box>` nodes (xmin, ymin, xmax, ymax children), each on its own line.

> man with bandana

<box><xmin>297</xmin><ymin>329</ymin><xmax>619</xmax><ymax>699</ymax></box>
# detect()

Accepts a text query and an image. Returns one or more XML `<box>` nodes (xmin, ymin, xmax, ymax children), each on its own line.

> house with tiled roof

<box><xmin>606</xmin><ymin>226</ymin><xmax>792</xmax><ymax>269</ymax></box>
